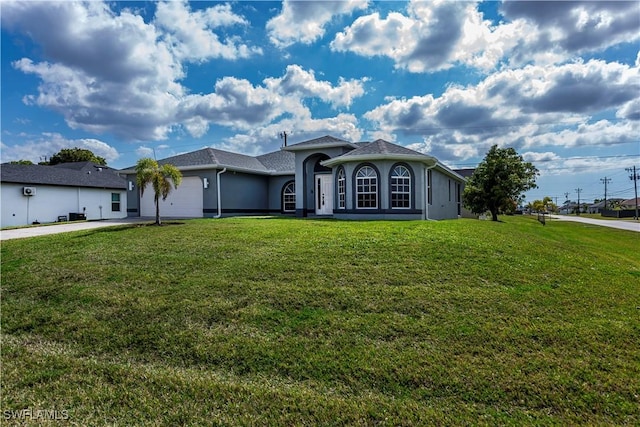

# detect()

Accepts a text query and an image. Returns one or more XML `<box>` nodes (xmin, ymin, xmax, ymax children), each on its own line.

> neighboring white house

<box><xmin>1</xmin><ymin>162</ymin><xmax>127</xmax><ymax>227</ymax></box>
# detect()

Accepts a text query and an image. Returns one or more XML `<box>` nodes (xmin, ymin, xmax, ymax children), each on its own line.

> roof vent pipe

<box><xmin>214</xmin><ymin>168</ymin><xmax>227</xmax><ymax>218</ymax></box>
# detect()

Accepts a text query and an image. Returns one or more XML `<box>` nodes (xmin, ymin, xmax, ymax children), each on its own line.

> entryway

<box><xmin>315</xmin><ymin>174</ymin><xmax>333</xmax><ymax>215</ymax></box>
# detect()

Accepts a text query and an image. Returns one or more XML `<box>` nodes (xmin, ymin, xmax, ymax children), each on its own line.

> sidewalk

<box><xmin>1</xmin><ymin>218</ymin><xmax>150</xmax><ymax>241</ymax></box>
<box><xmin>549</xmin><ymin>215</ymin><xmax>640</xmax><ymax>233</ymax></box>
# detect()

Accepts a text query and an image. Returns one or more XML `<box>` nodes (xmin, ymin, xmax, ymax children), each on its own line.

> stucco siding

<box><xmin>1</xmin><ymin>183</ymin><xmax>127</xmax><ymax>227</ymax></box>
<box><xmin>267</xmin><ymin>175</ymin><xmax>295</xmax><ymax>213</ymax></box>
<box><xmin>427</xmin><ymin>169</ymin><xmax>461</xmax><ymax>220</ymax></box>
<box><xmin>217</xmin><ymin>171</ymin><xmax>269</xmax><ymax>215</ymax></box>
<box><xmin>332</xmin><ymin>160</ymin><xmax>427</xmax><ymax>218</ymax></box>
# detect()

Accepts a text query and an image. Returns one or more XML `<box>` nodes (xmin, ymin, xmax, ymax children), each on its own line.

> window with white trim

<box><xmin>390</xmin><ymin>165</ymin><xmax>411</xmax><ymax>209</ymax></box>
<box><xmin>282</xmin><ymin>181</ymin><xmax>295</xmax><ymax>212</ymax></box>
<box><xmin>337</xmin><ymin>167</ymin><xmax>346</xmax><ymax>209</ymax></box>
<box><xmin>356</xmin><ymin>165</ymin><xmax>378</xmax><ymax>209</ymax></box>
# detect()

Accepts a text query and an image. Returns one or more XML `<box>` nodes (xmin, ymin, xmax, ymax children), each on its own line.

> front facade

<box><xmin>1</xmin><ymin>162</ymin><xmax>127</xmax><ymax>227</ymax></box>
<box><xmin>121</xmin><ymin>135</ymin><xmax>465</xmax><ymax>221</ymax></box>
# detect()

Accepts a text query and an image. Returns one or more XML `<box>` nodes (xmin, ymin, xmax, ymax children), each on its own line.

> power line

<box><xmin>626</xmin><ymin>165</ymin><xmax>639</xmax><ymax>219</ymax></box>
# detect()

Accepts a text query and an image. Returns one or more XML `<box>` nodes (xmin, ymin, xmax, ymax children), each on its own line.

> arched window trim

<box><xmin>282</xmin><ymin>180</ymin><xmax>295</xmax><ymax>213</ymax></box>
<box><xmin>354</xmin><ymin>163</ymin><xmax>380</xmax><ymax>210</ymax></box>
<box><xmin>389</xmin><ymin>163</ymin><xmax>413</xmax><ymax>210</ymax></box>
<box><xmin>336</xmin><ymin>166</ymin><xmax>346</xmax><ymax>210</ymax></box>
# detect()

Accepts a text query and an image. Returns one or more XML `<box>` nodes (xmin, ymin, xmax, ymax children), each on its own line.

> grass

<box><xmin>2</xmin><ymin>216</ymin><xmax>639</xmax><ymax>425</ymax></box>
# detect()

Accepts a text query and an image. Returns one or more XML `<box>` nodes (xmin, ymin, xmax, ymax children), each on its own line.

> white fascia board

<box><xmin>321</xmin><ymin>154</ymin><xmax>438</xmax><ymax>168</ymax></box>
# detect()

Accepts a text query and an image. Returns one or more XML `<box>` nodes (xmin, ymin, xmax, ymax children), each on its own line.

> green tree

<box><xmin>135</xmin><ymin>158</ymin><xmax>182</xmax><ymax>225</ymax></box>
<box><xmin>9</xmin><ymin>160</ymin><xmax>34</xmax><ymax>165</ymax></box>
<box><xmin>463</xmin><ymin>145</ymin><xmax>539</xmax><ymax>221</ymax></box>
<box><xmin>48</xmin><ymin>148</ymin><xmax>107</xmax><ymax>166</ymax></box>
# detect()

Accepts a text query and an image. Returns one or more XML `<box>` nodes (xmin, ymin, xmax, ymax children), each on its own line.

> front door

<box><xmin>315</xmin><ymin>174</ymin><xmax>333</xmax><ymax>215</ymax></box>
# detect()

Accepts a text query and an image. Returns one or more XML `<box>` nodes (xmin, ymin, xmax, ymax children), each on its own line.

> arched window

<box><xmin>337</xmin><ymin>167</ymin><xmax>346</xmax><ymax>209</ymax></box>
<box><xmin>355</xmin><ymin>165</ymin><xmax>378</xmax><ymax>209</ymax></box>
<box><xmin>282</xmin><ymin>181</ymin><xmax>295</xmax><ymax>213</ymax></box>
<box><xmin>390</xmin><ymin>165</ymin><xmax>411</xmax><ymax>209</ymax></box>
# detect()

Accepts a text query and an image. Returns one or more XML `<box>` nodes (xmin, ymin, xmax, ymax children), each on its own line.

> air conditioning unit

<box><xmin>23</xmin><ymin>186</ymin><xmax>36</xmax><ymax>196</ymax></box>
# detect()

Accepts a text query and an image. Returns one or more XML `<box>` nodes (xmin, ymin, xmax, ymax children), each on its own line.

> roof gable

<box><xmin>340</xmin><ymin>139</ymin><xmax>428</xmax><ymax>158</ymax></box>
<box><xmin>282</xmin><ymin>135</ymin><xmax>357</xmax><ymax>151</ymax></box>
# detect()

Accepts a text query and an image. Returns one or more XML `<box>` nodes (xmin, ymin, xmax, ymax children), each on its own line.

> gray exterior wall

<box><xmin>331</xmin><ymin>162</ymin><xmax>461</xmax><ymax>220</ymax></box>
<box><xmin>293</xmin><ymin>147</ymin><xmax>351</xmax><ymax>217</ymax></box>
<box><xmin>332</xmin><ymin>160</ymin><xmax>426</xmax><ymax>220</ymax></box>
<box><xmin>427</xmin><ymin>168</ymin><xmax>462</xmax><ymax>220</ymax></box>
<box><xmin>216</xmin><ymin>171</ymin><xmax>269</xmax><ymax>215</ymax></box>
<box><xmin>267</xmin><ymin>175</ymin><xmax>295</xmax><ymax>213</ymax></box>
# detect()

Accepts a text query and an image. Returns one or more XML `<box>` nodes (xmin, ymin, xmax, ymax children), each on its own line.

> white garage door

<box><xmin>140</xmin><ymin>176</ymin><xmax>203</xmax><ymax>218</ymax></box>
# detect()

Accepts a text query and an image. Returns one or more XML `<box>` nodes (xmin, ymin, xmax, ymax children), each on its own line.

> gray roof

<box><xmin>589</xmin><ymin>198</ymin><xmax>624</xmax><ymax>208</ymax></box>
<box><xmin>454</xmin><ymin>168</ymin><xmax>475</xmax><ymax>179</ymax></box>
<box><xmin>340</xmin><ymin>139</ymin><xmax>429</xmax><ymax>158</ymax></box>
<box><xmin>283</xmin><ymin>135</ymin><xmax>356</xmax><ymax>151</ymax></box>
<box><xmin>122</xmin><ymin>147</ymin><xmax>295</xmax><ymax>175</ymax></box>
<box><xmin>154</xmin><ymin>148</ymin><xmax>266</xmax><ymax>171</ymax></box>
<box><xmin>256</xmin><ymin>150</ymin><xmax>295</xmax><ymax>173</ymax></box>
<box><xmin>322</xmin><ymin>139</ymin><xmax>464</xmax><ymax>181</ymax></box>
<box><xmin>1</xmin><ymin>162</ymin><xmax>126</xmax><ymax>189</ymax></box>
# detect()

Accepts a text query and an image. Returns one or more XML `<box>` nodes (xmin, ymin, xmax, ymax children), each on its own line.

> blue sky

<box><xmin>2</xmin><ymin>1</ymin><xmax>639</xmax><ymax>203</ymax></box>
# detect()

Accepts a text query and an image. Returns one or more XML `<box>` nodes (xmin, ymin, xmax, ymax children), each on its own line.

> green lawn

<box><xmin>2</xmin><ymin>216</ymin><xmax>639</xmax><ymax>425</ymax></box>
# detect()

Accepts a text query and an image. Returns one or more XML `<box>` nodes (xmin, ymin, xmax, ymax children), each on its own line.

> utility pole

<box><xmin>279</xmin><ymin>131</ymin><xmax>288</xmax><ymax>147</ymax></box>
<box><xmin>575</xmin><ymin>188</ymin><xmax>582</xmax><ymax>215</ymax></box>
<box><xmin>626</xmin><ymin>166</ymin><xmax>639</xmax><ymax>220</ymax></box>
<box><xmin>599</xmin><ymin>177</ymin><xmax>611</xmax><ymax>210</ymax></box>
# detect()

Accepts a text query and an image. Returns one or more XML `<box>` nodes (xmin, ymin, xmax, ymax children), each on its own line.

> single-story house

<box><xmin>587</xmin><ymin>199</ymin><xmax>624</xmax><ymax>214</ymax></box>
<box><xmin>621</xmin><ymin>197</ymin><xmax>640</xmax><ymax>210</ymax></box>
<box><xmin>1</xmin><ymin>162</ymin><xmax>127</xmax><ymax>227</ymax></box>
<box><xmin>120</xmin><ymin>135</ymin><xmax>466</xmax><ymax>220</ymax></box>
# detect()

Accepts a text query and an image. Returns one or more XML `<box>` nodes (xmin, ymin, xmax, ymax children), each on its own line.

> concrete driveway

<box><xmin>1</xmin><ymin>218</ymin><xmax>151</xmax><ymax>241</ymax></box>
<box><xmin>549</xmin><ymin>215</ymin><xmax>640</xmax><ymax>233</ymax></box>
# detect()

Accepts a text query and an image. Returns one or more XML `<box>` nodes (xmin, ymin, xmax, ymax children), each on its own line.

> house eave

<box><xmin>120</xmin><ymin>164</ymin><xmax>293</xmax><ymax>177</ymax></box>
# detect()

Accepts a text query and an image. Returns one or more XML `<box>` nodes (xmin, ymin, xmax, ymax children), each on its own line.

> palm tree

<box><xmin>135</xmin><ymin>158</ymin><xmax>182</xmax><ymax>225</ymax></box>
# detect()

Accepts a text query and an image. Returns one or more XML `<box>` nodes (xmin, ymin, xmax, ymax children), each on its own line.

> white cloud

<box><xmin>180</xmin><ymin>65</ymin><xmax>367</xmax><ymax>135</ymax></box>
<box><xmin>522</xmin><ymin>151</ymin><xmax>561</xmax><ymax>163</ymax></box>
<box><xmin>155</xmin><ymin>1</ymin><xmax>261</xmax><ymax>62</ymax></box>
<box><xmin>267</xmin><ymin>0</ymin><xmax>368</xmax><ymax>48</ymax></box>
<box><xmin>3</xmin><ymin>1</ymin><xmax>367</xmax><ymax>144</ymax></box>
<box><xmin>0</xmin><ymin>133</ymin><xmax>119</xmax><ymax>164</ymax></box>
<box><xmin>264</xmin><ymin>65</ymin><xmax>367</xmax><ymax>108</ymax></box>
<box><xmin>135</xmin><ymin>146</ymin><xmax>155</xmax><ymax>158</ymax></box>
<box><xmin>331</xmin><ymin>0</ymin><xmax>640</xmax><ymax>73</ymax></box>
<box><xmin>220</xmin><ymin>113</ymin><xmax>362</xmax><ymax>155</ymax></box>
<box><xmin>364</xmin><ymin>59</ymin><xmax>639</xmax><ymax>161</ymax></box>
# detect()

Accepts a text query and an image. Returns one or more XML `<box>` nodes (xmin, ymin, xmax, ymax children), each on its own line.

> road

<box><xmin>549</xmin><ymin>215</ymin><xmax>640</xmax><ymax>233</ymax></box>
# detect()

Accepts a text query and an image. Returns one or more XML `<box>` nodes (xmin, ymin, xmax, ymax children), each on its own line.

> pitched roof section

<box><xmin>1</xmin><ymin>163</ymin><xmax>126</xmax><ymax>189</ymax></box>
<box><xmin>343</xmin><ymin>139</ymin><xmax>430</xmax><ymax>158</ymax></box>
<box><xmin>321</xmin><ymin>139</ymin><xmax>436</xmax><ymax>166</ymax></box>
<box><xmin>257</xmin><ymin>150</ymin><xmax>295</xmax><ymax>173</ymax></box>
<box><xmin>282</xmin><ymin>135</ymin><xmax>357</xmax><ymax>151</ymax></box>
<box><xmin>321</xmin><ymin>139</ymin><xmax>465</xmax><ymax>181</ymax></box>
<box><xmin>122</xmin><ymin>147</ymin><xmax>295</xmax><ymax>175</ymax></box>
